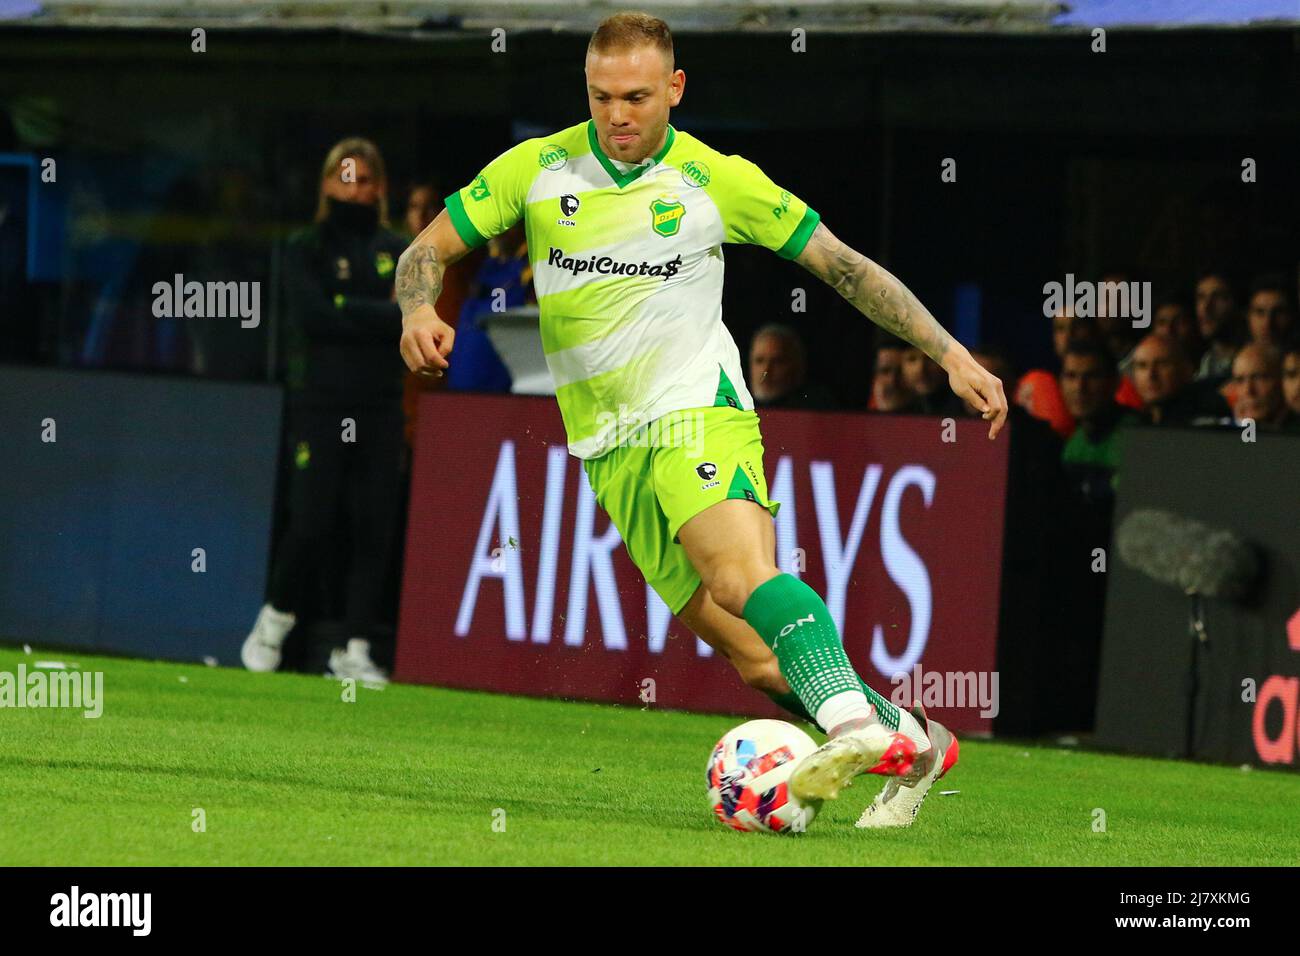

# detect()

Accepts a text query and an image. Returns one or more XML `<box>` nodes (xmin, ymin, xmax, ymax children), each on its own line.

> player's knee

<box><xmin>739</xmin><ymin>656</ymin><xmax>785</xmax><ymax>695</ymax></box>
<box><xmin>705</xmin><ymin>562</ymin><xmax>776</xmax><ymax>618</ymax></box>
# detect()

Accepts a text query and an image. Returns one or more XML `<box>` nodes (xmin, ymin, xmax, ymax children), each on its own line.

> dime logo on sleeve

<box><xmin>539</xmin><ymin>144</ymin><xmax>569</xmax><ymax>171</ymax></box>
<box><xmin>680</xmin><ymin>160</ymin><xmax>710</xmax><ymax>188</ymax></box>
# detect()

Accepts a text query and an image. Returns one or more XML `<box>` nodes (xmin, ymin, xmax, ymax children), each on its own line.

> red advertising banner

<box><xmin>397</xmin><ymin>394</ymin><xmax>1008</xmax><ymax>732</ymax></box>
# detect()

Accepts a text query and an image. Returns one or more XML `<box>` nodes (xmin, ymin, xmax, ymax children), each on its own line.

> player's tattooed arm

<box><xmin>794</xmin><ymin>220</ymin><xmax>1009</xmax><ymax>438</ymax></box>
<box><xmin>395</xmin><ymin>242</ymin><xmax>444</xmax><ymax>317</ymax></box>
<box><xmin>396</xmin><ymin>208</ymin><xmax>470</xmax><ymax>376</ymax></box>
<box><xmin>794</xmin><ymin>221</ymin><xmax>954</xmax><ymax>365</ymax></box>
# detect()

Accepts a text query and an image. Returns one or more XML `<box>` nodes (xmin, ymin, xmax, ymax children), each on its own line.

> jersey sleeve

<box><xmin>713</xmin><ymin>155</ymin><xmax>821</xmax><ymax>259</ymax></box>
<box><xmin>443</xmin><ymin>139</ymin><xmax>538</xmax><ymax>250</ymax></box>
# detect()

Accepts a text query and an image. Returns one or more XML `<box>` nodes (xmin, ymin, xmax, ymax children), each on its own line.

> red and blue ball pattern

<box><xmin>706</xmin><ymin>719</ymin><xmax>820</xmax><ymax>833</ymax></box>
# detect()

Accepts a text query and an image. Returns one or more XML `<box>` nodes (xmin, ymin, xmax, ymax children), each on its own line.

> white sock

<box><xmin>896</xmin><ymin>706</ymin><xmax>932</xmax><ymax>754</ymax></box>
<box><xmin>815</xmin><ymin>690</ymin><xmax>874</xmax><ymax>735</ymax></box>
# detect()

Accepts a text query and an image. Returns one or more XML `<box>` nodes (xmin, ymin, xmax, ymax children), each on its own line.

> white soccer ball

<box><xmin>706</xmin><ymin>718</ymin><xmax>821</xmax><ymax>833</ymax></box>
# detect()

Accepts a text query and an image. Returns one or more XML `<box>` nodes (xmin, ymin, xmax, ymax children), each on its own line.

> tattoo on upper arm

<box><xmin>798</xmin><ymin>222</ymin><xmax>953</xmax><ymax>364</ymax></box>
<box><xmin>395</xmin><ymin>243</ymin><xmax>444</xmax><ymax>316</ymax></box>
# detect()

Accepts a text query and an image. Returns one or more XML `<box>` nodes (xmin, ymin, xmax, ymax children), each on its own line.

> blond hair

<box><xmin>588</xmin><ymin>11</ymin><xmax>674</xmax><ymax>68</ymax></box>
<box><xmin>314</xmin><ymin>136</ymin><xmax>390</xmax><ymax>227</ymax></box>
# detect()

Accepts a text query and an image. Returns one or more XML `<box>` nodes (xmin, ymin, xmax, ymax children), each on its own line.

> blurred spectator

<box><xmin>1245</xmin><ymin>273</ymin><xmax>1296</xmax><ymax>349</ymax></box>
<box><xmin>1152</xmin><ymin>289</ymin><xmax>1202</xmax><ymax>362</ymax></box>
<box><xmin>870</xmin><ymin>338</ymin><xmax>914</xmax><ymax>412</ymax></box>
<box><xmin>748</xmin><ymin>323</ymin><xmax>837</xmax><ymax>410</ymax></box>
<box><xmin>1013</xmin><ymin>309</ymin><xmax>1094</xmax><ymax>438</ymax></box>
<box><xmin>1284</xmin><ymin>345</ymin><xmax>1300</xmax><ymax>418</ymax></box>
<box><xmin>900</xmin><ymin>344</ymin><xmax>961</xmax><ymax>416</ymax></box>
<box><xmin>1059</xmin><ymin>343</ymin><xmax>1139</xmax><ymax>504</ymax></box>
<box><xmin>1194</xmin><ymin>270</ymin><xmax>1241</xmax><ymax>383</ymax></box>
<box><xmin>404</xmin><ymin>180</ymin><xmax>441</xmax><ymax>239</ymax></box>
<box><xmin>1096</xmin><ymin>270</ymin><xmax>1141</xmax><ymax>374</ymax></box>
<box><xmin>242</xmin><ymin>136</ymin><xmax>407</xmax><ymax>684</ymax></box>
<box><xmin>1131</xmin><ymin>332</ymin><xmax>1231</xmax><ymax>425</ymax></box>
<box><xmin>447</xmin><ymin>220</ymin><xmax>531</xmax><ymax>393</ymax></box>
<box><xmin>1231</xmin><ymin>343</ymin><xmax>1300</xmax><ymax>430</ymax></box>
<box><xmin>1115</xmin><ymin>290</ymin><xmax>1199</xmax><ymax>412</ymax></box>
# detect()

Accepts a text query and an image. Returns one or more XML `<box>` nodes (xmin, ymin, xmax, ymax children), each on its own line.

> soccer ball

<box><xmin>706</xmin><ymin>719</ymin><xmax>821</xmax><ymax>833</ymax></box>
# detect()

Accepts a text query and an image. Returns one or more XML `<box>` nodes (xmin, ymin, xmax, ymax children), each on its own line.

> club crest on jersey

<box><xmin>696</xmin><ymin>461</ymin><xmax>720</xmax><ymax>489</ymax></box>
<box><xmin>650</xmin><ymin>196</ymin><xmax>685</xmax><ymax>237</ymax></box>
<box><xmin>558</xmin><ymin>194</ymin><xmax>580</xmax><ymax>226</ymax></box>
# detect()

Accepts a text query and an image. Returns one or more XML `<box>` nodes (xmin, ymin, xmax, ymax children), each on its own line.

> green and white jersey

<box><xmin>445</xmin><ymin>120</ymin><xmax>820</xmax><ymax>460</ymax></box>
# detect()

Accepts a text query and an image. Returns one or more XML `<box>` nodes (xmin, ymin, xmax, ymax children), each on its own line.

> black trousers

<box><xmin>267</xmin><ymin>394</ymin><xmax>405</xmax><ymax>646</ymax></box>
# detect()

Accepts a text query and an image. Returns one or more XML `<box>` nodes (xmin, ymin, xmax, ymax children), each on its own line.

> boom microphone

<box><xmin>1115</xmin><ymin>508</ymin><xmax>1261</xmax><ymax>602</ymax></box>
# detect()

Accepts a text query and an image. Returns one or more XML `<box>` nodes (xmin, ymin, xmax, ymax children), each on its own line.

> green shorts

<box><xmin>582</xmin><ymin>405</ymin><xmax>780</xmax><ymax>615</ymax></box>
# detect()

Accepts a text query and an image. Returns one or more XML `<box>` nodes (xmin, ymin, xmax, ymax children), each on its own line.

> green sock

<box><xmin>743</xmin><ymin>573</ymin><xmax>901</xmax><ymax>732</ymax></box>
<box><xmin>858</xmin><ymin>676</ymin><xmax>900</xmax><ymax>732</ymax></box>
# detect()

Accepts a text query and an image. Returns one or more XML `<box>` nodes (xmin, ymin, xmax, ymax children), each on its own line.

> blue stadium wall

<box><xmin>0</xmin><ymin>366</ymin><xmax>282</xmax><ymax>663</ymax></box>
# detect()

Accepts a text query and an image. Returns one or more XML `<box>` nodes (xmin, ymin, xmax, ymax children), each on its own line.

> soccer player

<box><xmin>396</xmin><ymin>13</ymin><xmax>1006</xmax><ymax>827</ymax></box>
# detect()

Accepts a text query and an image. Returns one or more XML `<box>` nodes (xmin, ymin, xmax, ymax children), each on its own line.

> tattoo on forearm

<box><xmin>395</xmin><ymin>243</ymin><xmax>444</xmax><ymax>317</ymax></box>
<box><xmin>800</xmin><ymin>223</ymin><xmax>953</xmax><ymax>364</ymax></box>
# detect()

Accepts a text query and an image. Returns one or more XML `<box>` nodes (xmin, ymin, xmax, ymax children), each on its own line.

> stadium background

<box><xmin>2</xmin><ymin>0</ymin><xmax>1298</xmax><ymax>768</ymax></box>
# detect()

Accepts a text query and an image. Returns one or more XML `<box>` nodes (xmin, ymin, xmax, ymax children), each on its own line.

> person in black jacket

<box><xmin>242</xmin><ymin>137</ymin><xmax>408</xmax><ymax>683</ymax></box>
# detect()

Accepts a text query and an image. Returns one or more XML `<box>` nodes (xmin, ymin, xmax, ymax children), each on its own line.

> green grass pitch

<box><xmin>2</xmin><ymin>645</ymin><xmax>1297</xmax><ymax>866</ymax></box>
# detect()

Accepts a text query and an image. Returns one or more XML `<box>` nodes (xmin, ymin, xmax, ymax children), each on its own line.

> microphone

<box><xmin>1116</xmin><ymin>508</ymin><xmax>1261</xmax><ymax>602</ymax></box>
<box><xmin>1115</xmin><ymin>507</ymin><xmax>1263</xmax><ymax>758</ymax></box>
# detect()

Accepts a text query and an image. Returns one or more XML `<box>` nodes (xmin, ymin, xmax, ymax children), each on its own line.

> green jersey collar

<box><xmin>587</xmin><ymin>120</ymin><xmax>676</xmax><ymax>188</ymax></box>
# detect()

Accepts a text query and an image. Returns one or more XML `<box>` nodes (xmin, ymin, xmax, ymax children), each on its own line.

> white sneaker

<box><xmin>240</xmin><ymin>603</ymin><xmax>296</xmax><ymax>672</ymax></box>
<box><xmin>789</xmin><ymin>716</ymin><xmax>917</xmax><ymax>803</ymax></box>
<box><xmin>327</xmin><ymin>638</ymin><xmax>389</xmax><ymax>685</ymax></box>
<box><xmin>856</xmin><ymin>704</ymin><xmax>959</xmax><ymax>829</ymax></box>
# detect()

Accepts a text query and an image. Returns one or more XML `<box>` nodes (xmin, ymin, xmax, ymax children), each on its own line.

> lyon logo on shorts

<box><xmin>696</xmin><ymin>461</ymin><xmax>720</xmax><ymax>490</ymax></box>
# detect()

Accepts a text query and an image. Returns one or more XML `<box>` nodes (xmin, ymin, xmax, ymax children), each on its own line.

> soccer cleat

<box><xmin>327</xmin><ymin>638</ymin><xmax>389</xmax><ymax>685</ymax></box>
<box><xmin>789</xmin><ymin>717</ymin><xmax>917</xmax><ymax>803</ymax></box>
<box><xmin>855</xmin><ymin>703</ymin><xmax>958</xmax><ymax>829</ymax></box>
<box><xmin>240</xmin><ymin>603</ymin><xmax>296</xmax><ymax>672</ymax></box>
